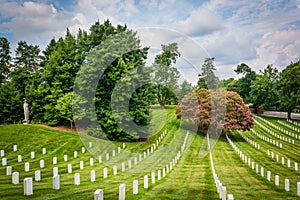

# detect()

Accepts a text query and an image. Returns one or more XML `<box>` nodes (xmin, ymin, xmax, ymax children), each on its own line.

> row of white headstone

<box><xmin>287</xmin><ymin>119</ymin><xmax>300</xmax><ymax>128</ymax></box>
<box><xmin>254</xmin><ymin>119</ymin><xmax>292</xmax><ymax>146</ymax></box>
<box><xmin>256</xmin><ymin>116</ymin><xmax>299</xmax><ymax>140</ymax></box>
<box><xmin>278</xmin><ymin>120</ymin><xmax>300</xmax><ymax>133</ymax></box>
<box><xmin>267</xmin><ymin>149</ymin><xmax>298</xmax><ymax>171</ymax></box>
<box><xmin>238</xmin><ymin>131</ymin><xmax>261</xmax><ymax>150</ymax></box>
<box><xmin>94</xmin><ymin>130</ymin><xmax>188</xmax><ymax>200</ymax></box>
<box><xmin>207</xmin><ymin>135</ymin><xmax>234</xmax><ymax>200</ymax></box>
<box><xmin>226</xmin><ymin>134</ymin><xmax>300</xmax><ymax>196</ymax></box>
<box><xmin>250</xmin><ymin>129</ymin><xmax>283</xmax><ymax>149</ymax></box>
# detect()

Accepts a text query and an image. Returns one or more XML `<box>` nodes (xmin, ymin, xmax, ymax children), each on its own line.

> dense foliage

<box><xmin>176</xmin><ymin>88</ymin><xmax>254</xmax><ymax>133</ymax></box>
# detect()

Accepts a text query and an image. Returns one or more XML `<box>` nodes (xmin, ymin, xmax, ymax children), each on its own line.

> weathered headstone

<box><xmin>267</xmin><ymin>171</ymin><xmax>271</xmax><ymax>181</ymax></box>
<box><xmin>24</xmin><ymin>177</ymin><xmax>33</xmax><ymax>196</ymax></box>
<box><xmin>0</xmin><ymin>150</ymin><xmax>4</xmax><ymax>157</ymax></box>
<box><xmin>89</xmin><ymin>142</ymin><xmax>92</xmax><ymax>148</ymax></box>
<box><xmin>82</xmin><ymin>147</ymin><xmax>85</xmax><ymax>154</ymax></box>
<box><xmin>119</xmin><ymin>184</ymin><xmax>126</xmax><ymax>200</ymax></box>
<box><xmin>90</xmin><ymin>158</ymin><xmax>94</xmax><ymax>166</ymax></box>
<box><xmin>144</xmin><ymin>175</ymin><xmax>148</xmax><ymax>189</ymax></box>
<box><xmin>98</xmin><ymin>155</ymin><xmax>102</xmax><ymax>163</ymax></box>
<box><xmin>13</xmin><ymin>145</ymin><xmax>17</xmax><ymax>152</ymax></box>
<box><xmin>74</xmin><ymin>173</ymin><xmax>80</xmax><ymax>185</ymax></box>
<box><xmin>133</xmin><ymin>180</ymin><xmax>138</xmax><ymax>195</ymax></box>
<box><xmin>12</xmin><ymin>172</ymin><xmax>19</xmax><ymax>184</ymax></box>
<box><xmin>35</xmin><ymin>170</ymin><xmax>41</xmax><ymax>182</ymax></box>
<box><xmin>158</xmin><ymin>170</ymin><xmax>161</xmax><ymax>180</ymax></box>
<box><xmin>94</xmin><ymin>189</ymin><xmax>103</xmax><ymax>200</ymax></box>
<box><xmin>53</xmin><ymin>175</ymin><xmax>60</xmax><ymax>190</ymax></box>
<box><xmin>91</xmin><ymin>170</ymin><xmax>96</xmax><ymax>182</ymax></box>
<box><xmin>74</xmin><ymin>151</ymin><xmax>78</xmax><ymax>158</ymax></box>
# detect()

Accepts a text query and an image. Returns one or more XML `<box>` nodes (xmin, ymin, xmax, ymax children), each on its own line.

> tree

<box><xmin>223</xmin><ymin>78</ymin><xmax>238</xmax><ymax>92</ymax></box>
<box><xmin>153</xmin><ymin>42</ymin><xmax>181</xmax><ymax>107</ymax></box>
<box><xmin>278</xmin><ymin>61</ymin><xmax>300</xmax><ymax>119</ymax></box>
<box><xmin>74</xmin><ymin>29</ymin><xmax>153</xmax><ymax>141</ymax></box>
<box><xmin>234</xmin><ymin>63</ymin><xmax>256</xmax><ymax>102</ymax></box>
<box><xmin>197</xmin><ymin>57</ymin><xmax>219</xmax><ymax>89</ymax></box>
<box><xmin>250</xmin><ymin>64</ymin><xmax>280</xmax><ymax>110</ymax></box>
<box><xmin>176</xmin><ymin>88</ymin><xmax>254</xmax><ymax>133</ymax></box>
<box><xmin>0</xmin><ymin>37</ymin><xmax>11</xmax><ymax>84</ymax></box>
<box><xmin>179</xmin><ymin>80</ymin><xmax>193</xmax><ymax>100</ymax></box>
<box><xmin>55</xmin><ymin>92</ymin><xmax>74</xmax><ymax>128</ymax></box>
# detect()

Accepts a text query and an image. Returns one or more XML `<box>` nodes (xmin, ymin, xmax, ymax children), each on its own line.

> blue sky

<box><xmin>0</xmin><ymin>0</ymin><xmax>299</xmax><ymax>84</ymax></box>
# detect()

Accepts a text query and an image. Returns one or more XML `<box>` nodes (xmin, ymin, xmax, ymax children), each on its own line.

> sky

<box><xmin>0</xmin><ymin>0</ymin><xmax>299</xmax><ymax>84</ymax></box>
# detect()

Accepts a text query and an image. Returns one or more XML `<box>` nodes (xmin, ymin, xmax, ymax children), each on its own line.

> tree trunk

<box><xmin>287</xmin><ymin>111</ymin><xmax>292</xmax><ymax>120</ymax></box>
<box><xmin>70</xmin><ymin>121</ymin><xmax>73</xmax><ymax>129</ymax></box>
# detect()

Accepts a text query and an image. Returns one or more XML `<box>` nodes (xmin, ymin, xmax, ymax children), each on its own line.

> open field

<box><xmin>1</xmin><ymin>107</ymin><xmax>300</xmax><ymax>199</ymax></box>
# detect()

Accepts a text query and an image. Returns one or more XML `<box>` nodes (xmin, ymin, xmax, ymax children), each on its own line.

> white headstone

<box><xmin>24</xmin><ymin>177</ymin><xmax>33</xmax><ymax>196</ymax></box>
<box><xmin>82</xmin><ymin>147</ymin><xmax>85</xmax><ymax>154</ymax></box>
<box><xmin>158</xmin><ymin>170</ymin><xmax>161</xmax><ymax>180</ymax></box>
<box><xmin>287</xmin><ymin>159</ymin><xmax>291</xmax><ymax>168</ymax></box>
<box><xmin>68</xmin><ymin>164</ymin><xmax>72</xmax><ymax>173</ymax></box>
<box><xmin>134</xmin><ymin>157</ymin><xmax>138</xmax><ymax>165</ymax></box>
<box><xmin>139</xmin><ymin>154</ymin><xmax>142</xmax><ymax>161</ymax></box>
<box><xmin>295</xmin><ymin>162</ymin><xmax>298</xmax><ymax>171</ymax></box>
<box><xmin>91</xmin><ymin>170</ymin><xmax>96</xmax><ymax>182</ymax></box>
<box><xmin>267</xmin><ymin>171</ymin><xmax>271</xmax><ymax>181</ymax></box>
<box><xmin>122</xmin><ymin>143</ymin><xmax>125</xmax><ymax>149</ymax></box>
<box><xmin>112</xmin><ymin>150</ymin><xmax>116</xmax><ymax>157</ymax></box>
<box><xmin>42</xmin><ymin>148</ymin><xmax>46</xmax><ymax>155</ymax></box>
<box><xmin>18</xmin><ymin>155</ymin><xmax>22</xmax><ymax>162</ymax></box>
<box><xmin>275</xmin><ymin>175</ymin><xmax>279</xmax><ymax>186</ymax></box>
<box><xmin>80</xmin><ymin>161</ymin><xmax>84</xmax><ymax>170</ymax></box>
<box><xmin>2</xmin><ymin>157</ymin><xmax>7</xmax><ymax>166</ymax></box>
<box><xmin>53</xmin><ymin>157</ymin><xmax>57</xmax><ymax>165</ymax></box>
<box><xmin>285</xmin><ymin>179</ymin><xmax>290</xmax><ymax>191</ymax></box>
<box><xmin>12</xmin><ymin>172</ymin><xmax>19</xmax><ymax>184</ymax></box>
<box><xmin>113</xmin><ymin>165</ymin><xmax>117</xmax><ymax>175</ymax></box>
<box><xmin>13</xmin><ymin>145</ymin><xmax>17</xmax><ymax>152</ymax></box>
<box><xmin>144</xmin><ymin>175</ymin><xmax>148</xmax><ymax>189</ymax></box>
<box><xmin>128</xmin><ymin>160</ymin><xmax>132</xmax><ymax>169</ymax></box>
<box><xmin>118</xmin><ymin>147</ymin><xmax>121</xmax><ymax>153</ymax></box>
<box><xmin>40</xmin><ymin>160</ymin><xmax>44</xmax><ymax>168</ymax></box>
<box><xmin>221</xmin><ymin>186</ymin><xmax>226</xmax><ymax>200</ymax></box>
<box><xmin>89</xmin><ymin>142</ymin><xmax>92</xmax><ymax>148</ymax></box>
<box><xmin>74</xmin><ymin>173</ymin><xmax>80</xmax><ymax>185</ymax></box>
<box><xmin>90</xmin><ymin>158</ymin><xmax>94</xmax><ymax>166</ymax></box>
<box><xmin>260</xmin><ymin>167</ymin><xmax>264</xmax><ymax>177</ymax></box>
<box><xmin>53</xmin><ymin>175</ymin><xmax>60</xmax><ymax>190</ymax></box>
<box><xmin>6</xmin><ymin>166</ymin><xmax>12</xmax><ymax>176</ymax></box>
<box><xmin>133</xmin><ymin>180</ymin><xmax>138</xmax><ymax>195</ymax></box>
<box><xmin>122</xmin><ymin>162</ymin><xmax>125</xmax><ymax>172</ymax></box>
<box><xmin>163</xmin><ymin>168</ymin><xmax>166</xmax><ymax>177</ymax></box>
<box><xmin>25</xmin><ymin>162</ymin><xmax>30</xmax><ymax>172</ymax></box>
<box><xmin>53</xmin><ymin>167</ymin><xmax>58</xmax><ymax>176</ymax></box>
<box><xmin>0</xmin><ymin>150</ymin><xmax>4</xmax><ymax>157</ymax></box>
<box><xmin>255</xmin><ymin>164</ymin><xmax>258</xmax><ymax>173</ymax></box>
<box><xmin>119</xmin><ymin>184</ymin><xmax>126</xmax><ymax>200</ymax></box>
<box><xmin>64</xmin><ymin>154</ymin><xmax>68</xmax><ymax>162</ymax></box>
<box><xmin>35</xmin><ymin>170</ymin><xmax>41</xmax><ymax>182</ymax></box>
<box><xmin>297</xmin><ymin>182</ymin><xmax>300</xmax><ymax>196</ymax></box>
<box><xmin>151</xmin><ymin>172</ymin><xmax>155</xmax><ymax>184</ymax></box>
<box><xmin>74</xmin><ymin>151</ymin><xmax>78</xmax><ymax>158</ymax></box>
<box><xmin>31</xmin><ymin>152</ymin><xmax>35</xmax><ymax>159</ymax></box>
<box><xmin>282</xmin><ymin>157</ymin><xmax>285</xmax><ymax>165</ymax></box>
<box><xmin>106</xmin><ymin>153</ymin><xmax>109</xmax><ymax>161</ymax></box>
<box><xmin>103</xmin><ymin>168</ymin><xmax>108</xmax><ymax>178</ymax></box>
<box><xmin>98</xmin><ymin>155</ymin><xmax>102</xmax><ymax>163</ymax></box>
<box><xmin>228</xmin><ymin>194</ymin><xmax>234</xmax><ymax>200</ymax></box>
<box><xmin>94</xmin><ymin>189</ymin><xmax>103</xmax><ymax>200</ymax></box>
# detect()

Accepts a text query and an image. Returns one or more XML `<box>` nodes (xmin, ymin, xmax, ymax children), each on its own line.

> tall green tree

<box><xmin>278</xmin><ymin>61</ymin><xmax>300</xmax><ymax>119</ymax></box>
<box><xmin>0</xmin><ymin>37</ymin><xmax>11</xmax><ymax>84</ymax></box>
<box><xmin>234</xmin><ymin>63</ymin><xmax>256</xmax><ymax>102</ymax></box>
<box><xmin>179</xmin><ymin>80</ymin><xmax>193</xmax><ymax>100</ymax></box>
<box><xmin>197</xmin><ymin>57</ymin><xmax>219</xmax><ymax>89</ymax></box>
<box><xmin>153</xmin><ymin>42</ymin><xmax>181</xmax><ymax>107</ymax></box>
<box><xmin>250</xmin><ymin>64</ymin><xmax>280</xmax><ymax>110</ymax></box>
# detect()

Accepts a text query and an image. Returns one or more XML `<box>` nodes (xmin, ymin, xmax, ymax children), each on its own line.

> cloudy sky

<box><xmin>0</xmin><ymin>0</ymin><xmax>299</xmax><ymax>84</ymax></box>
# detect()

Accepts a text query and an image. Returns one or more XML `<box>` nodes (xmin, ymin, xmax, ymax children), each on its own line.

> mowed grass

<box><xmin>0</xmin><ymin>106</ymin><xmax>218</xmax><ymax>199</ymax></box>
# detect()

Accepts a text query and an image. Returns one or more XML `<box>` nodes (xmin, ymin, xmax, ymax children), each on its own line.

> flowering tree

<box><xmin>176</xmin><ymin>88</ymin><xmax>254</xmax><ymax>133</ymax></box>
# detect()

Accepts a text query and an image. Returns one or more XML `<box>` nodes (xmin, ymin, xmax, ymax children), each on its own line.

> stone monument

<box><xmin>23</xmin><ymin>100</ymin><xmax>30</xmax><ymax>124</ymax></box>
